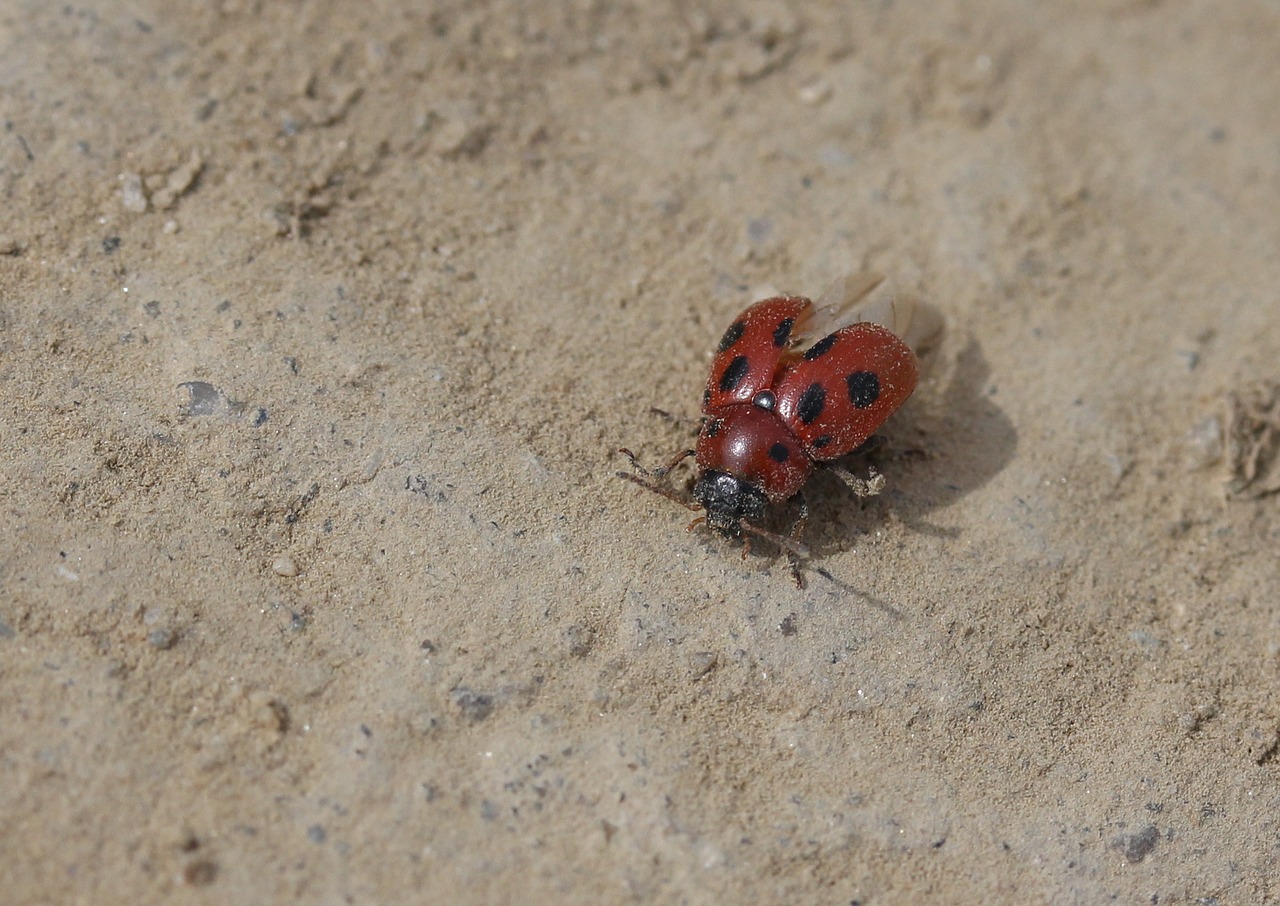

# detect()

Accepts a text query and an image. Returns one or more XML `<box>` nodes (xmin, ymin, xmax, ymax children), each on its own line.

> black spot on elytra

<box><xmin>846</xmin><ymin>370</ymin><xmax>880</xmax><ymax>408</ymax></box>
<box><xmin>773</xmin><ymin>317</ymin><xmax>794</xmax><ymax>347</ymax></box>
<box><xmin>717</xmin><ymin>321</ymin><xmax>746</xmax><ymax>354</ymax></box>
<box><xmin>703</xmin><ymin>387</ymin><xmax>712</xmax><ymax>407</ymax></box>
<box><xmin>804</xmin><ymin>334</ymin><xmax>838</xmax><ymax>361</ymax></box>
<box><xmin>768</xmin><ymin>442</ymin><xmax>790</xmax><ymax>463</ymax></box>
<box><xmin>797</xmin><ymin>383</ymin><xmax>826</xmax><ymax>424</ymax></box>
<box><xmin>706</xmin><ymin>418</ymin><xmax>722</xmax><ymax>437</ymax></box>
<box><xmin>718</xmin><ymin>355</ymin><xmax>750</xmax><ymax>393</ymax></box>
<box><xmin>812</xmin><ymin>434</ymin><xmax>833</xmax><ymax>449</ymax></box>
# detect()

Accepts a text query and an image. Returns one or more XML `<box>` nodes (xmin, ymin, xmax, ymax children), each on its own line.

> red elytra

<box><xmin>619</xmin><ymin>274</ymin><xmax>924</xmax><ymax>586</ymax></box>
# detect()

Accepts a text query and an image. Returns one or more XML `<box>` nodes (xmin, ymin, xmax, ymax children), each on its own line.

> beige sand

<box><xmin>3</xmin><ymin>2</ymin><xmax>1279</xmax><ymax>902</ymax></box>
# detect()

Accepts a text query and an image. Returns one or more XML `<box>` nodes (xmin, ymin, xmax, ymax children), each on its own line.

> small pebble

<box><xmin>152</xmin><ymin>152</ymin><xmax>203</xmax><ymax>209</ymax></box>
<box><xmin>798</xmin><ymin>79</ymin><xmax>832</xmax><ymax>105</ymax></box>
<box><xmin>272</xmin><ymin>556</ymin><xmax>299</xmax><ymax>577</ymax></box>
<box><xmin>688</xmin><ymin>651</ymin><xmax>718</xmax><ymax>680</ymax></box>
<box><xmin>1184</xmin><ymin>414</ymin><xmax>1223</xmax><ymax>470</ymax></box>
<box><xmin>178</xmin><ymin>381</ymin><xmax>223</xmax><ymax>417</ymax></box>
<box><xmin>120</xmin><ymin>172</ymin><xmax>148</xmax><ymax>213</ymax></box>
<box><xmin>148</xmin><ymin>628</ymin><xmax>176</xmax><ymax>649</ymax></box>
<box><xmin>182</xmin><ymin>859</ymin><xmax>218</xmax><ymax>886</ymax></box>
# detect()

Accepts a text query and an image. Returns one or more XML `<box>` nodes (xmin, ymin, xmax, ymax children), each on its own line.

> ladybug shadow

<box><xmin>796</xmin><ymin>335</ymin><xmax>1016</xmax><ymax>557</ymax></box>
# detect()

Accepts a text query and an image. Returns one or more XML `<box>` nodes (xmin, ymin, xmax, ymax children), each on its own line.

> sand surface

<box><xmin>3</xmin><ymin>1</ymin><xmax>1280</xmax><ymax>903</ymax></box>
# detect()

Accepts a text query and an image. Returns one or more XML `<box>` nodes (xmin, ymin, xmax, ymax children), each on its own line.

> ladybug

<box><xmin>619</xmin><ymin>273</ymin><xmax>927</xmax><ymax>586</ymax></box>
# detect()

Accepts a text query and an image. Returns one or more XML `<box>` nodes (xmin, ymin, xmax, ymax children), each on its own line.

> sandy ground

<box><xmin>3</xmin><ymin>1</ymin><xmax>1280</xmax><ymax>903</ymax></box>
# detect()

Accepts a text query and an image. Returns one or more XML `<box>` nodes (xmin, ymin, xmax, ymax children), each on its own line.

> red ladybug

<box><xmin>619</xmin><ymin>273</ymin><xmax>927</xmax><ymax>585</ymax></box>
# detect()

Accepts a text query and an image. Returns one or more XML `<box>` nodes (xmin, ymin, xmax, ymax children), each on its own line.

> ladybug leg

<box><xmin>657</xmin><ymin>447</ymin><xmax>695</xmax><ymax>477</ymax></box>
<box><xmin>618</xmin><ymin>447</ymin><xmax>694</xmax><ymax>480</ymax></box>
<box><xmin>618</xmin><ymin>447</ymin><xmax>650</xmax><ymax>474</ymax></box>
<box><xmin>787</xmin><ymin>557</ymin><xmax>806</xmax><ymax>589</ymax></box>
<box><xmin>781</xmin><ymin>493</ymin><xmax>810</xmax><ymax>588</ymax></box>
<box><xmin>740</xmin><ymin>534</ymin><xmax>752</xmax><ymax>561</ymax></box>
<box><xmin>617</xmin><ymin>449</ymin><xmax>702</xmax><ymax>512</ymax></box>
<box><xmin>685</xmin><ymin>515</ymin><xmax>707</xmax><ymax>533</ymax></box>
<box><xmin>790</xmin><ymin>491</ymin><xmax>810</xmax><ymax>547</ymax></box>
<box><xmin>824</xmin><ymin>463</ymin><xmax>887</xmax><ymax>499</ymax></box>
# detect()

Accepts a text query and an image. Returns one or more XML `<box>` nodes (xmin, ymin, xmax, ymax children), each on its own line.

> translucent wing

<box><xmin>703</xmin><ymin>295</ymin><xmax>815</xmax><ymax>412</ymax></box>
<box><xmin>809</xmin><ymin>272</ymin><xmax>941</xmax><ymax>356</ymax></box>
<box><xmin>773</xmin><ymin>322</ymin><xmax>919</xmax><ymax>460</ymax></box>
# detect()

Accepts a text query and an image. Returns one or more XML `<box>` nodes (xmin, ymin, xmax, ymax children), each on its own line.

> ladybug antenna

<box><xmin>739</xmin><ymin>520</ymin><xmax>811</xmax><ymax>560</ymax></box>
<box><xmin>739</xmin><ymin>520</ymin><xmax>810</xmax><ymax>589</ymax></box>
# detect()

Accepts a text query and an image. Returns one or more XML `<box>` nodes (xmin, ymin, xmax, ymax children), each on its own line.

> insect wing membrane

<box><xmin>809</xmin><ymin>272</ymin><xmax>940</xmax><ymax>355</ymax></box>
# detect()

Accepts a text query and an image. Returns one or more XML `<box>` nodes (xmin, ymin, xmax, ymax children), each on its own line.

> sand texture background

<box><xmin>3</xmin><ymin>1</ymin><xmax>1280</xmax><ymax>903</ymax></box>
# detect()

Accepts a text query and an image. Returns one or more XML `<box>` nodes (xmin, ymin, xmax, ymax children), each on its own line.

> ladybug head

<box><xmin>692</xmin><ymin>470</ymin><xmax>768</xmax><ymax>537</ymax></box>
